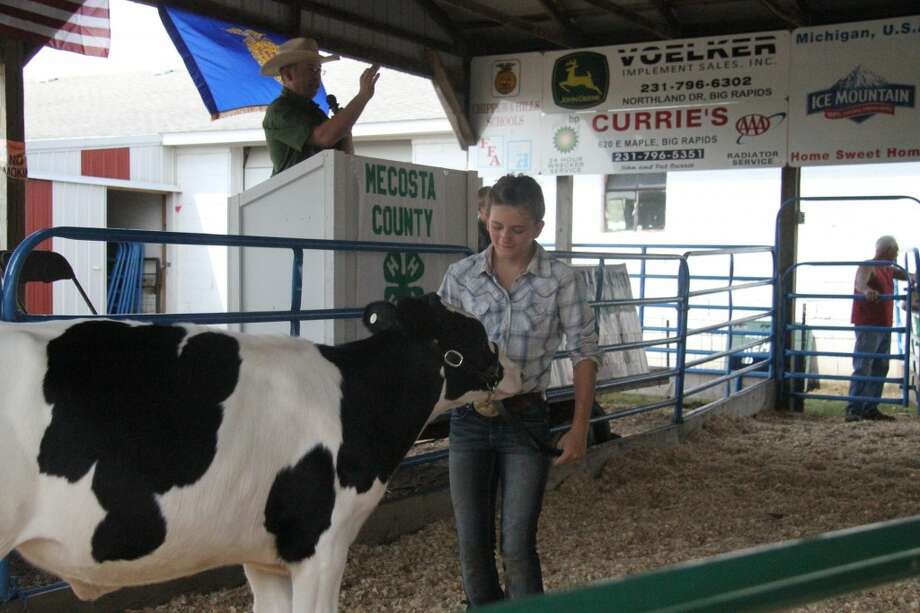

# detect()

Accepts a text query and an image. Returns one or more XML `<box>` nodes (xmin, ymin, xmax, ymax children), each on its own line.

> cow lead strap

<box><xmin>496</xmin><ymin>400</ymin><xmax>563</xmax><ymax>458</ymax></box>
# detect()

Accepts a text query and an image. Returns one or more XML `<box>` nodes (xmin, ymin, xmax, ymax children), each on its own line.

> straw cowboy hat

<box><xmin>260</xmin><ymin>37</ymin><xmax>339</xmax><ymax>76</ymax></box>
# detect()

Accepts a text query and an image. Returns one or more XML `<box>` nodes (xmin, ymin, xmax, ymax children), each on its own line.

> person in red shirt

<box><xmin>846</xmin><ymin>235</ymin><xmax>907</xmax><ymax>422</ymax></box>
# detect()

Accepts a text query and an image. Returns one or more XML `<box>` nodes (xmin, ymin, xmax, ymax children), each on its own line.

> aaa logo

<box><xmin>734</xmin><ymin>112</ymin><xmax>786</xmax><ymax>144</ymax></box>
<box><xmin>552</xmin><ymin>52</ymin><xmax>609</xmax><ymax>109</ymax></box>
<box><xmin>384</xmin><ymin>252</ymin><xmax>425</xmax><ymax>302</ymax></box>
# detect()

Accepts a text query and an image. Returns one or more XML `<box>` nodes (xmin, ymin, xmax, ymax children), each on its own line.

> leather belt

<box><xmin>470</xmin><ymin>392</ymin><xmax>560</xmax><ymax>457</ymax></box>
<box><xmin>472</xmin><ymin>391</ymin><xmax>543</xmax><ymax>418</ymax></box>
<box><xmin>501</xmin><ymin>392</ymin><xmax>545</xmax><ymax>412</ymax></box>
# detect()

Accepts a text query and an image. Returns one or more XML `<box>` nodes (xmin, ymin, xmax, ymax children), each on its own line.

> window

<box><xmin>603</xmin><ymin>173</ymin><xmax>666</xmax><ymax>232</ymax></box>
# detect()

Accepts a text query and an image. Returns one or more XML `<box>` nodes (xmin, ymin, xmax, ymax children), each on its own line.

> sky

<box><xmin>24</xmin><ymin>0</ymin><xmax>185</xmax><ymax>81</ymax></box>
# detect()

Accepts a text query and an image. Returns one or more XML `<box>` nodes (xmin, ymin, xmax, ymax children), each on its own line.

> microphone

<box><xmin>327</xmin><ymin>94</ymin><xmax>341</xmax><ymax>115</ymax></box>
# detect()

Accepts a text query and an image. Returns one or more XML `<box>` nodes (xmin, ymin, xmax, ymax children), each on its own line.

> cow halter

<box><xmin>440</xmin><ymin>347</ymin><xmax>501</xmax><ymax>394</ymax></box>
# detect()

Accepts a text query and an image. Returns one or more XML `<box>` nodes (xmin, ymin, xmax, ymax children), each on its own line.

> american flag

<box><xmin>0</xmin><ymin>0</ymin><xmax>110</xmax><ymax>57</ymax></box>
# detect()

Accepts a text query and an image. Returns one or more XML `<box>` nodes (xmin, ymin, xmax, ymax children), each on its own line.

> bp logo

<box><xmin>552</xmin><ymin>52</ymin><xmax>608</xmax><ymax>109</ymax></box>
<box><xmin>384</xmin><ymin>252</ymin><xmax>425</xmax><ymax>302</ymax></box>
<box><xmin>553</xmin><ymin>126</ymin><xmax>579</xmax><ymax>153</ymax></box>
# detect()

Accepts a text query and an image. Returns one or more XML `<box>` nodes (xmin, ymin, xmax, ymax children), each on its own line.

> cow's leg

<box><xmin>312</xmin><ymin>542</ymin><xmax>350</xmax><ymax>613</ymax></box>
<box><xmin>289</xmin><ymin>557</ymin><xmax>321</xmax><ymax>613</ymax></box>
<box><xmin>244</xmin><ymin>564</ymin><xmax>292</xmax><ymax>613</ymax></box>
<box><xmin>304</xmin><ymin>487</ymin><xmax>383</xmax><ymax>613</ymax></box>
<box><xmin>0</xmin><ymin>434</ymin><xmax>33</xmax><ymax>560</ymax></box>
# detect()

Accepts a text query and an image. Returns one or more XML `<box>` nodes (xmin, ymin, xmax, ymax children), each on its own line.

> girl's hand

<box><xmin>553</xmin><ymin>426</ymin><xmax>588</xmax><ymax>466</ymax></box>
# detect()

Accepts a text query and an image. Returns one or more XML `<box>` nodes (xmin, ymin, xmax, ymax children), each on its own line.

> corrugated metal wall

<box><xmin>130</xmin><ymin>144</ymin><xmax>175</xmax><ymax>184</ymax></box>
<box><xmin>81</xmin><ymin>148</ymin><xmax>130</xmax><ymax>180</ymax></box>
<box><xmin>24</xmin><ymin>179</ymin><xmax>53</xmax><ymax>314</ymax></box>
<box><xmin>52</xmin><ymin>182</ymin><xmax>106</xmax><ymax>315</ymax></box>
<box><xmin>28</xmin><ymin>143</ymin><xmax>175</xmax><ymax>186</ymax></box>
<box><xmin>26</xmin><ymin>148</ymin><xmax>81</xmax><ymax>175</ymax></box>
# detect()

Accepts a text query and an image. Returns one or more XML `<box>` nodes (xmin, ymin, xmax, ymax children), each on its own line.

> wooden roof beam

<box><xmin>414</xmin><ymin>0</ymin><xmax>469</xmax><ymax>55</ymax></box>
<box><xmin>426</xmin><ymin>49</ymin><xmax>475</xmax><ymax>148</ymax></box>
<box><xmin>758</xmin><ymin>0</ymin><xmax>806</xmax><ymax>28</ymax></box>
<box><xmin>436</xmin><ymin>0</ymin><xmax>580</xmax><ymax>49</ymax></box>
<box><xmin>536</xmin><ymin>0</ymin><xmax>590</xmax><ymax>46</ymax></box>
<box><xmin>286</xmin><ymin>1</ymin><xmax>460</xmax><ymax>57</ymax></box>
<box><xmin>649</xmin><ymin>0</ymin><xmax>681</xmax><ymax>37</ymax></box>
<box><xmin>793</xmin><ymin>0</ymin><xmax>813</xmax><ymax>23</ymax></box>
<box><xmin>581</xmin><ymin>0</ymin><xmax>675</xmax><ymax>40</ymax></box>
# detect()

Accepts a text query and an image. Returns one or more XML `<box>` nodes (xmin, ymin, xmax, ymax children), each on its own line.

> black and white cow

<box><xmin>0</xmin><ymin>293</ymin><xmax>521</xmax><ymax>612</ymax></box>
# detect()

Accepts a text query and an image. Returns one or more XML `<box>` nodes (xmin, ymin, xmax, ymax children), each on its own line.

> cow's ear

<box><xmin>395</xmin><ymin>294</ymin><xmax>441</xmax><ymax>339</ymax></box>
<box><xmin>363</xmin><ymin>300</ymin><xmax>399</xmax><ymax>334</ymax></box>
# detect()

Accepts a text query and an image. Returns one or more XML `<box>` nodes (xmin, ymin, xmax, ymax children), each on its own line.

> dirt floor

<box><xmin>111</xmin><ymin>405</ymin><xmax>920</xmax><ymax>612</ymax></box>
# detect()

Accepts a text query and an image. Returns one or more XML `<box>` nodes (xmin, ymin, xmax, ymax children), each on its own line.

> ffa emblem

<box><xmin>227</xmin><ymin>28</ymin><xmax>282</xmax><ymax>84</ymax></box>
<box><xmin>552</xmin><ymin>52</ymin><xmax>608</xmax><ymax>109</ymax></box>
<box><xmin>493</xmin><ymin>60</ymin><xmax>520</xmax><ymax>97</ymax></box>
<box><xmin>384</xmin><ymin>252</ymin><xmax>425</xmax><ymax>302</ymax></box>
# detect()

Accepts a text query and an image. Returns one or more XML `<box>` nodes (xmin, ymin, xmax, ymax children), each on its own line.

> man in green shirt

<box><xmin>261</xmin><ymin>37</ymin><xmax>379</xmax><ymax>176</ymax></box>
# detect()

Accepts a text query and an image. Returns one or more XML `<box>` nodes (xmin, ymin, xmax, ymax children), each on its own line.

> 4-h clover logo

<box><xmin>384</xmin><ymin>252</ymin><xmax>425</xmax><ymax>302</ymax></box>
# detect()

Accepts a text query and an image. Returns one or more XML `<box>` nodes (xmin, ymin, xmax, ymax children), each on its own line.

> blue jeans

<box><xmin>449</xmin><ymin>402</ymin><xmax>552</xmax><ymax>608</ymax></box>
<box><xmin>846</xmin><ymin>331</ymin><xmax>891</xmax><ymax>416</ymax></box>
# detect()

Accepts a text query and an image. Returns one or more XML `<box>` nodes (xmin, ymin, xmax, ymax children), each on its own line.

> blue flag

<box><xmin>159</xmin><ymin>6</ymin><xmax>330</xmax><ymax>119</ymax></box>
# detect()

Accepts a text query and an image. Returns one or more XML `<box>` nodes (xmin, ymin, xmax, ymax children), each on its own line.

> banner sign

<box><xmin>541</xmin><ymin>31</ymin><xmax>789</xmax><ymax>114</ymax></box>
<box><xmin>788</xmin><ymin>16</ymin><xmax>920</xmax><ymax>166</ymax></box>
<box><xmin>539</xmin><ymin>101</ymin><xmax>788</xmax><ymax>174</ymax></box>
<box><xmin>471</xmin><ymin>33</ymin><xmax>790</xmax><ymax>175</ymax></box>
<box><xmin>470</xmin><ymin>52</ymin><xmax>545</xmax><ymax>176</ymax></box>
<box><xmin>470</xmin><ymin>17</ymin><xmax>919</xmax><ymax>174</ymax></box>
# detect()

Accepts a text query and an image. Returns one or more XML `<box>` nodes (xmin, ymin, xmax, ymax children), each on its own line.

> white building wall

<box><xmin>130</xmin><ymin>144</ymin><xmax>175</xmax><ymax>184</ymax></box>
<box><xmin>51</xmin><ymin>182</ymin><xmax>107</xmax><ymax>315</ymax></box>
<box><xmin>412</xmin><ymin>137</ymin><xmax>467</xmax><ymax>170</ymax></box>
<box><xmin>244</xmin><ymin>147</ymin><xmax>272</xmax><ymax>191</ymax></box>
<box><xmin>27</xmin><ymin>148</ymin><xmax>80</xmax><ymax>176</ymax></box>
<box><xmin>166</xmin><ymin>146</ymin><xmax>233</xmax><ymax>315</ymax></box>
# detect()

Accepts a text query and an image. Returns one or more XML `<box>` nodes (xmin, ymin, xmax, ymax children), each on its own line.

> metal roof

<box><xmin>135</xmin><ymin>1</ymin><xmax>919</xmax><ymax>80</ymax></box>
<box><xmin>131</xmin><ymin>0</ymin><xmax>918</xmax><ymax>146</ymax></box>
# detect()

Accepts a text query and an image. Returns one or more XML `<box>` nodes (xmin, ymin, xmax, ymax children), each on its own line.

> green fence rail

<box><xmin>485</xmin><ymin>515</ymin><xmax>920</xmax><ymax>613</ymax></box>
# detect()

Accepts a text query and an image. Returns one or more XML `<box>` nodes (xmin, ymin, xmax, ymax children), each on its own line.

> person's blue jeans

<box><xmin>846</xmin><ymin>330</ymin><xmax>891</xmax><ymax>417</ymax></box>
<box><xmin>449</xmin><ymin>402</ymin><xmax>552</xmax><ymax>608</ymax></box>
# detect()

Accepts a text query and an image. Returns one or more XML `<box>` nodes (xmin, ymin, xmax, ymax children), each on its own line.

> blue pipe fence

<box><xmin>773</xmin><ymin>195</ymin><xmax>920</xmax><ymax>412</ymax></box>
<box><xmin>779</xmin><ymin>260</ymin><xmax>914</xmax><ymax>410</ymax></box>
<box><xmin>568</xmin><ymin>242</ymin><xmax>775</xmax><ymax>386</ymax></box>
<box><xmin>0</xmin><ymin>227</ymin><xmax>776</xmax><ymax>604</ymax></box>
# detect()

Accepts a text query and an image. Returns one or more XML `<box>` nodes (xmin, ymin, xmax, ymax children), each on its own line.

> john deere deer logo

<box><xmin>552</xmin><ymin>52</ymin><xmax>608</xmax><ymax>109</ymax></box>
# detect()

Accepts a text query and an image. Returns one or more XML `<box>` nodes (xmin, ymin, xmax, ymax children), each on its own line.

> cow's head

<box><xmin>363</xmin><ymin>293</ymin><xmax>522</xmax><ymax>412</ymax></box>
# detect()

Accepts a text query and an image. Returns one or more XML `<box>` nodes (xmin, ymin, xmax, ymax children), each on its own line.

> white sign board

<box><xmin>788</xmin><ymin>16</ymin><xmax>920</xmax><ymax>166</ymax></box>
<box><xmin>470</xmin><ymin>52</ymin><xmax>545</xmax><ymax>176</ymax></box>
<box><xmin>355</xmin><ymin>159</ymin><xmax>450</xmax><ymax>304</ymax></box>
<box><xmin>541</xmin><ymin>32</ymin><xmax>788</xmax><ymax>113</ymax></box>
<box><xmin>538</xmin><ymin>101</ymin><xmax>788</xmax><ymax>174</ymax></box>
<box><xmin>470</xmin><ymin>32</ymin><xmax>790</xmax><ymax>175</ymax></box>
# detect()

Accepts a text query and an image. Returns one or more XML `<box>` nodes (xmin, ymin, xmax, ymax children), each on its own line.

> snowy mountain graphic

<box><xmin>807</xmin><ymin>65</ymin><xmax>915</xmax><ymax>123</ymax></box>
<box><xmin>831</xmin><ymin>65</ymin><xmax>888</xmax><ymax>90</ymax></box>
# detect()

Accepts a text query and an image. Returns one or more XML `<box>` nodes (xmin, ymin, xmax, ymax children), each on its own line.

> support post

<box><xmin>775</xmin><ymin>166</ymin><xmax>801</xmax><ymax>409</ymax></box>
<box><xmin>555</xmin><ymin>175</ymin><xmax>573</xmax><ymax>252</ymax></box>
<box><xmin>1</xmin><ymin>39</ymin><xmax>28</xmax><ymax>250</ymax></box>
